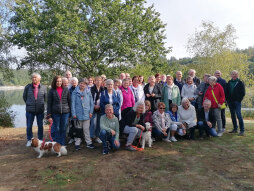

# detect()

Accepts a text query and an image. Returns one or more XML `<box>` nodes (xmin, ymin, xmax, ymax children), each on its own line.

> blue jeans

<box><xmin>152</xmin><ymin>128</ymin><xmax>170</xmax><ymax>139</ymax></box>
<box><xmin>99</xmin><ymin>129</ymin><xmax>120</xmax><ymax>151</ymax></box>
<box><xmin>197</xmin><ymin>121</ymin><xmax>218</xmax><ymax>137</ymax></box>
<box><xmin>51</xmin><ymin>113</ymin><xmax>69</xmax><ymax>145</ymax></box>
<box><xmin>90</xmin><ymin>112</ymin><xmax>101</xmax><ymax>138</ymax></box>
<box><xmin>228</xmin><ymin>101</ymin><xmax>244</xmax><ymax>132</ymax></box>
<box><xmin>26</xmin><ymin>112</ymin><xmax>44</xmax><ymax>141</ymax></box>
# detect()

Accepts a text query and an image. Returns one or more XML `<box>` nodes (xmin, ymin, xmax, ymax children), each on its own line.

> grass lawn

<box><xmin>0</xmin><ymin>121</ymin><xmax>254</xmax><ymax>191</ymax></box>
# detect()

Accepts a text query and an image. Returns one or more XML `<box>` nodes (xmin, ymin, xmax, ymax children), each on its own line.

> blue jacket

<box><xmin>71</xmin><ymin>86</ymin><xmax>94</xmax><ymax>120</ymax></box>
<box><xmin>100</xmin><ymin>89</ymin><xmax>121</xmax><ymax>117</ymax></box>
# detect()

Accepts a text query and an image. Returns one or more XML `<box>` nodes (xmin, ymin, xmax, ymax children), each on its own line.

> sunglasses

<box><xmin>159</xmin><ymin>107</ymin><xmax>166</xmax><ymax>110</ymax></box>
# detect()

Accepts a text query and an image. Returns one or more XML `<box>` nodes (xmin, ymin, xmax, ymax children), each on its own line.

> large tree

<box><xmin>10</xmin><ymin>0</ymin><xmax>170</xmax><ymax>76</ymax></box>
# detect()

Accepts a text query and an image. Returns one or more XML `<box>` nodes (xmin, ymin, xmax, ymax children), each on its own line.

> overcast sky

<box><xmin>146</xmin><ymin>0</ymin><xmax>254</xmax><ymax>58</ymax></box>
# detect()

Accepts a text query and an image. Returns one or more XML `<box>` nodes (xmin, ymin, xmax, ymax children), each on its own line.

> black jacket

<box><xmin>225</xmin><ymin>79</ymin><xmax>245</xmax><ymax>102</ymax></box>
<box><xmin>174</xmin><ymin>79</ymin><xmax>184</xmax><ymax>93</ymax></box>
<box><xmin>144</xmin><ymin>83</ymin><xmax>161</xmax><ymax>112</ymax></box>
<box><xmin>23</xmin><ymin>83</ymin><xmax>47</xmax><ymax>114</ymax></box>
<box><xmin>47</xmin><ymin>87</ymin><xmax>71</xmax><ymax>116</ymax></box>
<box><xmin>197</xmin><ymin>108</ymin><xmax>216</xmax><ymax>128</ymax></box>
<box><xmin>119</xmin><ymin>108</ymin><xmax>145</xmax><ymax>133</ymax></box>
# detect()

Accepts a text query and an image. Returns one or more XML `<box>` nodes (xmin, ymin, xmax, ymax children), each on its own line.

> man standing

<box><xmin>174</xmin><ymin>71</ymin><xmax>184</xmax><ymax>94</ymax></box>
<box><xmin>214</xmin><ymin>70</ymin><xmax>227</xmax><ymax>131</ymax></box>
<box><xmin>65</xmin><ymin>71</ymin><xmax>72</xmax><ymax>88</ymax></box>
<box><xmin>23</xmin><ymin>73</ymin><xmax>47</xmax><ymax>146</ymax></box>
<box><xmin>225</xmin><ymin>70</ymin><xmax>245</xmax><ymax>136</ymax></box>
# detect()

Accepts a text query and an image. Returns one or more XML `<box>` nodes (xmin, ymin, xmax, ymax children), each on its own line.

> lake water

<box><xmin>0</xmin><ymin>89</ymin><xmax>37</xmax><ymax>128</ymax></box>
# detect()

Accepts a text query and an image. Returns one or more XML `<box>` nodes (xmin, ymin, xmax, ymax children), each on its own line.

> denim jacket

<box><xmin>100</xmin><ymin>89</ymin><xmax>121</xmax><ymax>117</ymax></box>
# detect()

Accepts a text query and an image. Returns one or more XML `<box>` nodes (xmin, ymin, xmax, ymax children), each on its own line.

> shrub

<box><xmin>0</xmin><ymin>94</ymin><xmax>14</xmax><ymax>127</ymax></box>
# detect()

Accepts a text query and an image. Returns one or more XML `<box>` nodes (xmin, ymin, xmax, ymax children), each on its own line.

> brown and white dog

<box><xmin>31</xmin><ymin>138</ymin><xmax>67</xmax><ymax>158</ymax></box>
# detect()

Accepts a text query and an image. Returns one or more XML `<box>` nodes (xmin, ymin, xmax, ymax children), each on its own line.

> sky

<box><xmin>145</xmin><ymin>0</ymin><xmax>254</xmax><ymax>58</ymax></box>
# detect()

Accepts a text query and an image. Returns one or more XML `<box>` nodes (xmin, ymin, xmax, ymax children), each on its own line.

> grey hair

<box><xmin>114</xmin><ymin>78</ymin><xmax>121</xmax><ymax>83</ymax></box>
<box><xmin>181</xmin><ymin>97</ymin><xmax>190</xmax><ymax>104</ymax></box>
<box><xmin>105</xmin><ymin>104</ymin><xmax>113</xmax><ymax>110</ymax></box>
<box><xmin>62</xmin><ymin>77</ymin><xmax>68</xmax><ymax>81</ymax></box>
<box><xmin>133</xmin><ymin>101</ymin><xmax>145</xmax><ymax>114</ymax></box>
<box><xmin>208</xmin><ymin>76</ymin><xmax>217</xmax><ymax>83</ymax></box>
<box><xmin>203</xmin><ymin>99</ymin><xmax>212</xmax><ymax>105</ymax></box>
<box><xmin>122</xmin><ymin>78</ymin><xmax>129</xmax><ymax>83</ymax></box>
<box><xmin>32</xmin><ymin>72</ymin><xmax>41</xmax><ymax>79</ymax></box>
<box><xmin>231</xmin><ymin>70</ymin><xmax>239</xmax><ymax>75</ymax></box>
<box><xmin>106</xmin><ymin>79</ymin><xmax>114</xmax><ymax>85</ymax></box>
<box><xmin>148</xmin><ymin>75</ymin><xmax>155</xmax><ymax>79</ymax></box>
<box><xmin>70</xmin><ymin>77</ymin><xmax>78</xmax><ymax>83</ymax></box>
<box><xmin>176</xmin><ymin>71</ymin><xmax>182</xmax><ymax>75</ymax></box>
<box><xmin>189</xmin><ymin>69</ymin><xmax>196</xmax><ymax>74</ymax></box>
<box><xmin>79</xmin><ymin>77</ymin><xmax>88</xmax><ymax>84</ymax></box>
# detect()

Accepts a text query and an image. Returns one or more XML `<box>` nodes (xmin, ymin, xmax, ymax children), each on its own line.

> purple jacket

<box><xmin>119</xmin><ymin>86</ymin><xmax>135</xmax><ymax>111</ymax></box>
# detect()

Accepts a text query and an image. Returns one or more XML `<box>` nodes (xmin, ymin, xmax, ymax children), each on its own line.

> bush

<box><xmin>0</xmin><ymin>94</ymin><xmax>14</xmax><ymax>127</ymax></box>
<box><xmin>226</xmin><ymin>110</ymin><xmax>254</xmax><ymax>119</ymax></box>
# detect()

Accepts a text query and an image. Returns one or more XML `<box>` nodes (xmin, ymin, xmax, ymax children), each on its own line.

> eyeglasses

<box><xmin>159</xmin><ymin>107</ymin><xmax>166</xmax><ymax>110</ymax></box>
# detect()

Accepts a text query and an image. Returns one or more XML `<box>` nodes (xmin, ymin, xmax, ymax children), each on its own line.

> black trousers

<box><xmin>221</xmin><ymin>108</ymin><xmax>226</xmax><ymax>128</ymax></box>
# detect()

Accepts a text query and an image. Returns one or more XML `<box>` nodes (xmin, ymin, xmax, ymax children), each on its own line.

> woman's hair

<box><xmin>181</xmin><ymin>97</ymin><xmax>190</xmax><ymax>105</ymax></box>
<box><xmin>105</xmin><ymin>104</ymin><xmax>113</xmax><ymax>110</ymax></box>
<box><xmin>88</xmin><ymin>76</ymin><xmax>94</xmax><ymax>81</ymax></box>
<box><xmin>155</xmin><ymin>73</ymin><xmax>160</xmax><ymax>78</ymax></box>
<box><xmin>145</xmin><ymin>100</ymin><xmax>151</xmax><ymax>111</ymax></box>
<box><xmin>70</xmin><ymin>77</ymin><xmax>78</xmax><ymax>83</ymax></box>
<box><xmin>132</xmin><ymin>75</ymin><xmax>139</xmax><ymax>82</ymax></box>
<box><xmin>122</xmin><ymin>78</ymin><xmax>129</xmax><ymax>84</ymax></box>
<box><xmin>166</xmin><ymin>75</ymin><xmax>174</xmax><ymax>80</ymax></box>
<box><xmin>79</xmin><ymin>78</ymin><xmax>88</xmax><ymax>85</ymax></box>
<box><xmin>95</xmin><ymin>76</ymin><xmax>102</xmax><ymax>81</ymax></box>
<box><xmin>186</xmin><ymin>76</ymin><xmax>193</xmax><ymax>82</ymax></box>
<box><xmin>208</xmin><ymin>76</ymin><xmax>217</xmax><ymax>83</ymax></box>
<box><xmin>133</xmin><ymin>101</ymin><xmax>145</xmax><ymax>114</ymax></box>
<box><xmin>51</xmin><ymin>75</ymin><xmax>63</xmax><ymax>89</ymax></box>
<box><xmin>157</xmin><ymin>102</ymin><xmax>166</xmax><ymax>109</ymax></box>
<box><xmin>106</xmin><ymin>79</ymin><xmax>114</xmax><ymax>85</ymax></box>
<box><xmin>169</xmin><ymin>103</ymin><xmax>178</xmax><ymax>112</ymax></box>
<box><xmin>114</xmin><ymin>78</ymin><xmax>121</xmax><ymax>84</ymax></box>
<box><xmin>138</xmin><ymin>75</ymin><xmax>144</xmax><ymax>83</ymax></box>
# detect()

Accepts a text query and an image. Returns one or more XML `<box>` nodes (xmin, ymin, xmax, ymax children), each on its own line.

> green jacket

<box><xmin>161</xmin><ymin>85</ymin><xmax>181</xmax><ymax>112</ymax></box>
<box><xmin>100</xmin><ymin>114</ymin><xmax>120</xmax><ymax>141</ymax></box>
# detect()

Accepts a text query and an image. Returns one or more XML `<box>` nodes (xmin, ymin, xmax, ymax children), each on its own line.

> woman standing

<box><xmin>119</xmin><ymin>78</ymin><xmax>135</xmax><ymax>111</ymax></box>
<box><xmin>47</xmin><ymin>76</ymin><xmax>71</xmax><ymax>146</ymax></box>
<box><xmin>203</xmin><ymin>76</ymin><xmax>225</xmax><ymax>137</ymax></box>
<box><xmin>161</xmin><ymin>75</ymin><xmax>181</xmax><ymax>112</ymax></box>
<box><xmin>100</xmin><ymin>79</ymin><xmax>121</xmax><ymax>119</ymax></box>
<box><xmin>144</xmin><ymin>75</ymin><xmax>162</xmax><ymax>112</ymax></box>
<box><xmin>71</xmin><ymin>78</ymin><xmax>94</xmax><ymax>150</ymax></box>
<box><xmin>181</xmin><ymin>76</ymin><xmax>197</xmax><ymax>106</ymax></box>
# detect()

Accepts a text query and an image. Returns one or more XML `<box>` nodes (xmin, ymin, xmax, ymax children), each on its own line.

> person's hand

<box><xmin>218</xmin><ymin>104</ymin><xmax>222</xmax><ymax>108</ymax></box>
<box><xmin>207</xmin><ymin>121</ymin><xmax>212</xmax><ymax>128</ymax></box>
<box><xmin>73</xmin><ymin>116</ymin><xmax>77</xmax><ymax>119</ymax></box>
<box><xmin>114</xmin><ymin>140</ymin><xmax>120</xmax><ymax>147</ymax></box>
<box><xmin>89</xmin><ymin>113</ymin><xmax>93</xmax><ymax>119</ymax></box>
<box><xmin>199</xmin><ymin>91</ymin><xmax>203</xmax><ymax>95</ymax></box>
<box><xmin>111</xmin><ymin>130</ymin><xmax>116</xmax><ymax>136</ymax></box>
<box><xmin>94</xmin><ymin>105</ymin><xmax>100</xmax><ymax>110</ymax></box>
<box><xmin>146</xmin><ymin>94</ymin><xmax>151</xmax><ymax>98</ymax></box>
<box><xmin>151</xmin><ymin>93</ymin><xmax>155</xmax><ymax>97</ymax></box>
<box><xmin>189</xmin><ymin>97</ymin><xmax>194</xmax><ymax>101</ymax></box>
<box><xmin>163</xmin><ymin>132</ymin><xmax>167</xmax><ymax>136</ymax></box>
<box><xmin>48</xmin><ymin>118</ymin><xmax>53</xmax><ymax>123</ymax></box>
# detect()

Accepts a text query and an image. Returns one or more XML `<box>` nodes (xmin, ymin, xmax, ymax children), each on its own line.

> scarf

<box><xmin>157</xmin><ymin>111</ymin><xmax>165</xmax><ymax>129</ymax></box>
<box><xmin>94</xmin><ymin>86</ymin><xmax>102</xmax><ymax>105</ymax></box>
<box><xmin>56</xmin><ymin>87</ymin><xmax>63</xmax><ymax>100</ymax></box>
<box><xmin>166</xmin><ymin>83</ymin><xmax>174</xmax><ymax>100</ymax></box>
<box><xmin>33</xmin><ymin>83</ymin><xmax>39</xmax><ymax>100</ymax></box>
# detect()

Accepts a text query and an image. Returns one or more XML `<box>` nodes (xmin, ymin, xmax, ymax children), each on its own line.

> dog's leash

<box><xmin>40</xmin><ymin>115</ymin><xmax>54</xmax><ymax>150</ymax></box>
<box><xmin>132</xmin><ymin>129</ymin><xmax>144</xmax><ymax>151</ymax></box>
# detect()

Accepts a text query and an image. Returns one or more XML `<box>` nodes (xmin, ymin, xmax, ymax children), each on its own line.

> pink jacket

<box><xmin>119</xmin><ymin>86</ymin><xmax>135</xmax><ymax>111</ymax></box>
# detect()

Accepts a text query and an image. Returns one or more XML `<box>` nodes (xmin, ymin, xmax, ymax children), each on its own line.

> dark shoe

<box><xmin>229</xmin><ymin>129</ymin><xmax>237</xmax><ymax>133</ymax></box>
<box><xmin>75</xmin><ymin>145</ymin><xmax>81</xmax><ymax>151</ymax></box>
<box><xmin>238</xmin><ymin>132</ymin><xmax>244</xmax><ymax>136</ymax></box>
<box><xmin>126</xmin><ymin>145</ymin><xmax>136</xmax><ymax>151</ymax></box>
<box><xmin>103</xmin><ymin>148</ymin><xmax>109</xmax><ymax>155</ymax></box>
<box><xmin>87</xmin><ymin>144</ymin><xmax>95</xmax><ymax>149</ymax></box>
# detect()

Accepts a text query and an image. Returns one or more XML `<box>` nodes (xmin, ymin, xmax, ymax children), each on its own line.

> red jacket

<box><xmin>203</xmin><ymin>83</ymin><xmax>225</xmax><ymax>108</ymax></box>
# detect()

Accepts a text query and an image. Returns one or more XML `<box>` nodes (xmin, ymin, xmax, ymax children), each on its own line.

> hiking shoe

<box><xmin>222</xmin><ymin>128</ymin><xmax>225</xmax><ymax>133</ymax></box>
<box><xmin>217</xmin><ymin>132</ymin><xmax>223</xmax><ymax>137</ymax></box>
<box><xmin>229</xmin><ymin>129</ymin><xmax>237</xmax><ymax>133</ymax></box>
<box><xmin>26</xmin><ymin>140</ymin><xmax>31</xmax><ymax>147</ymax></box>
<box><xmin>75</xmin><ymin>145</ymin><xmax>81</xmax><ymax>151</ymax></box>
<box><xmin>126</xmin><ymin>145</ymin><xmax>136</xmax><ymax>151</ymax></box>
<box><xmin>103</xmin><ymin>149</ymin><xmax>109</xmax><ymax>155</ymax></box>
<box><xmin>152</xmin><ymin>137</ymin><xmax>156</xmax><ymax>142</ymax></box>
<box><xmin>87</xmin><ymin>144</ymin><xmax>95</xmax><ymax>149</ymax></box>
<box><xmin>95</xmin><ymin>137</ymin><xmax>102</xmax><ymax>144</ymax></box>
<box><xmin>238</xmin><ymin>132</ymin><xmax>244</xmax><ymax>136</ymax></box>
<box><xmin>163</xmin><ymin>138</ymin><xmax>171</xmax><ymax>143</ymax></box>
<box><xmin>68</xmin><ymin>139</ymin><xmax>74</xmax><ymax>144</ymax></box>
<box><xmin>170</xmin><ymin>136</ymin><xmax>177</xmax><ymax>142</ymax></box>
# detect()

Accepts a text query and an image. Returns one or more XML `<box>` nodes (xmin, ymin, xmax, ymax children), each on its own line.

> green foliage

<box><xmin>0</xmin><ymin>69</ymin><xmax>30</xmax><ymax>86</ymax></box>
<box><xmin>0</xmin><ymin>93</ymin><xmax>14</xmax><ymax>127</ymax></box>
<box><xmin>10</xmin><ymin>0</ymin><xmax>170</xmax><ymax>76</ymax></box>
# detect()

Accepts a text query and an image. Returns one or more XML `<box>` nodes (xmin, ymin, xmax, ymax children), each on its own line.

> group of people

<box><xmin>23</xmin><ymin>69</ymin><xmax>245</xmax><ymax>154</ymax></box>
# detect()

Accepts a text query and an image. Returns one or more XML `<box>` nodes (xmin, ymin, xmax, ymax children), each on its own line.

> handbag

<box><xmin>211</xmin><ymin>90</ymin><xmax>226</xmax><ymax>109</ymax></box>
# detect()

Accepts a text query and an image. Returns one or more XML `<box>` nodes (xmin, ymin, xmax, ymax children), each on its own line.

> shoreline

<box><xmin>0</xmin><ymin>86</ymin><xmax>25</xmax><ymax>90</ymax></box>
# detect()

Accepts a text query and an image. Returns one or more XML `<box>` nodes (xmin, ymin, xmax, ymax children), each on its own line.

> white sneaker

<box><xmin>163</xmin><ymin>138</ymin><xmax>171</xmax><ymax>143</ymax></box>
<box><xmin>26</xmin><ymin>140</ymin><xmax>31</xmax><ymax>147</ymax></box>
<box><xmin>68</xmin><ymin>139</ymin><xmax>74</xmax><ymax>144</ymax></box>
<box><xmin>170</xmin><ymin>136</ymin><xmax>177</xmax><ymax>142</ymax></box>
<box><xmin>217</xmin><ymin>132</ymin><xmax>223</xmax><ymax>137</ymax></box>
<box><xmin>95</xmin><ymin>137</ymin><xmax>102</xmax><ymax>144</ymax></box>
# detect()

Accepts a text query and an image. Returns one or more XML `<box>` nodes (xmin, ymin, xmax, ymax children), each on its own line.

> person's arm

<box><xmin>152</xmin><ymin>113</ymin><xmax>163</xmax><ymax>132</ymax></box>
<box><xmin>154</xmin><ymin>85</ymin><xmax>161</xmax><ymax>98</ymax></box>
<box><xmin>181</xmin><ymin>85</ymin><xmax>186</xmax><ymax>98</ymax></box>
<box><xmin>67</xmin><ymin>89</ymin><xmax>71</xmax><ymax>111</ymax></box>
<box><xmin>47</xmin><ymin>89</ymin><xmax>53</xmax><ymax>118</ymax></box>
<box><xmin>114</xmin><ymin>118</ymin><xmax>120</xmax><ymax>141</ymax></box>
<box><xmin>193</xmin><ymin>85</ymin><xmax>198</xmax><ymax>99</ymax></box>
<box><xmin>23</xmin><ymin>85</ymin><xmax>28</xmax><ymax>102</ymax></box>
<box><xmin>130</xmin><ymin>91</ymin><xmax>135</xmax><ymax>107</ymax></box>
<box><xmin>100</xmin><ymin>91</ymin><xmax>106</xmax><ymax>113</ymax></box>
<box><xmin>165</xmin><ymin>113</ymin><xmax>172</xmax><ymax>129</ymax></box>
<box><xmin>240</xmin><ymin>81</ymin><xmax>245</xmax><ymax>101</ymax></box>
<box><xmin>100</xmin><ymin>115</ymin><xmax>112</xmax><ymax>133</ymax></box>
<box><xmin>218</xmin><ymin>84</ymin><xmax>225</xmax><ymax>105</ymax></box>
<box><xmin>71</xmin><ymin>91</ymin><xmax>76</xmax><ymax>118</ymax></box>
<box><xmin>89</xmin><ymin>91</ymin><xmax>94</xmax><ymax>114</ymax></box>
<box><xmin>176</xmin><ymin>87</ymin><xmax>181</xmax><ymax>106</ymax></box>
<box><xmin>185</xmin><ymin>106</ymin><xmax>196</xmax><ymax>125</ymax></box>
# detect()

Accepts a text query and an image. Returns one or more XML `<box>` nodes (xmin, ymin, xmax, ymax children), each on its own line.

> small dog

<box><xmin>141</xmin><ymin>122</ymin><xmax>153</xmax><ymax>149</ymax></box>
<box><xmin>31</xmin><ymin>137</ymin><xmax>67</xmax><ymax>158</ymax></box>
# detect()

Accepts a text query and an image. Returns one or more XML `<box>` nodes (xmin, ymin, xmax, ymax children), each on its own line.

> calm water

<box><xmin>0</xmin><ymin>89</ymin><xmax>37</xmax><ymax>128</ymax></box>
